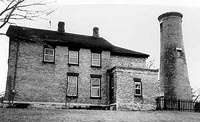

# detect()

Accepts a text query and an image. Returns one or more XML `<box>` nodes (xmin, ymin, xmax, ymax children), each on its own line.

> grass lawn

<box><xmin>1</xmin><ymin>108</ymin><xmax>200</xmax><ymax>122</ymax></box>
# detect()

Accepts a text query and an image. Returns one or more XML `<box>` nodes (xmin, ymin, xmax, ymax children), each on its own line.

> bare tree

<box><xmin>146</xmin><ymin>57</ymin><xmax>156</xmax><ymax>69</ymax></box>
<box><xmin>192</xmin><ymin>88</ymin><xmax>200</xmax><ymax>102</ymax></box>
<box><xmin>0</xmin><ymin>0</ymin><xmax>56</xmax><ymax>32</ymax></box>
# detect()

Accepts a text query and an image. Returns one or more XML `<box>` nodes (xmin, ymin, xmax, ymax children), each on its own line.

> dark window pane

<box><xmin>135</xmin><ymin>89</ymin><xmax>141</xmax><ymax>95</ymax></box>
<box><xmin>45</xmin><ymin>48</ymin><xmax>54</xmax><ymax>55</ymax></box>
<box><xmin>135</xmin><ymin>84</ymin><xmax>140</xmax><ymax>89</ymax></box>
<box><xmin>134</xmin><ymin>81</ymin><xmax>142</xmax><ymax>96</ymax></box>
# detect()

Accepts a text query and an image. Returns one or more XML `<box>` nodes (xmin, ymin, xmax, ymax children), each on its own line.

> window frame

<box><xmin>66</xmin><ymin>73</ymin><xmax>79</xmax><ymax>97</ymax></box>
<box><xmin>91</xmin><ymin>51</ymin><xmax>101</xmax><ymax>68</ymax></box>
<box><xmin>176</xmin><ymin>47</ymin><xmax>183</xmax><ymax>57</ymax></box>
<box><xmin>68</xmin><ymin>48</ymin><xmax>79</xmax><ymax>66</ymax></box>
<box><xmin>43</xmin><ymin>47</ymin><xmax>55</xmax><ymax>63</ymax></box>
<box><xmin>134</xmin><ymin>78</ymin><xmax>142</xmax><ymax>97</ymax></box>
<box><xmin>90</xmin><ymin>74</ymin><xmax>101</xmax><ymax>99</ymax></box>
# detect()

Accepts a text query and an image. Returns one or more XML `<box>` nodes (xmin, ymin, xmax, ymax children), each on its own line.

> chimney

<box><xmin>93</xmin><ymin>27</ymin><xmax>99</xmax><ymax>37</ymax></box>
<box><xmin>58</xmin><ymin>21</ymin><xmax>65</xmax><ymax>33</ymax></box>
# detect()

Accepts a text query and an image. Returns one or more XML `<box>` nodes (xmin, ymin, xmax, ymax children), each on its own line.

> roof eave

<box><xmin>111</xmin><ymin>52</ymin><xmax>149</xmax><ymax>58</ymax></box>
<box><xmin>6</xmin><ymin>25</ymin><xmax>150</xmax><ymax>58</ymax></box>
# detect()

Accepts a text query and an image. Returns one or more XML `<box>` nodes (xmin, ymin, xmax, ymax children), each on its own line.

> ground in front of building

<box><xmin>0</xmin><ymin>108</ymin><xmax>200</xmax><ymax>122</ymax></box>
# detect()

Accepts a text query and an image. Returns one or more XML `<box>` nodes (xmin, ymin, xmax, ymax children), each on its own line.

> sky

<box><xmin>1</xmin><ymin>0</ymin><xmax>200</xmax><ymax>92</ymax></box>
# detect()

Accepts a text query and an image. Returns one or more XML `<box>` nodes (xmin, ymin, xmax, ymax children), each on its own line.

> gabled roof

<box><xmin>6</xmin><ymin>25</ymin><xmax>149</xmax><ymax>58</ymax></box>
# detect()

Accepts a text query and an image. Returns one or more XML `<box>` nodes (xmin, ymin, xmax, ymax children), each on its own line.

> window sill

<box><xmin>66</xmin><ymin>95</ymin><xmax>78</xmax><ymax>98</ymax></box>
<box><xmin>90</xmin><ymin>97</ymin><xmax>101</xmax><ymax>99</ymax></box>
<box><xmin>42</xmin><ymin>61</ymin><xmax>55</xmax><ymax>64</ymax></box>
<box><xmin>91</xmin><ymin>65</ymin><xmax>101</xmax><ymax>68</ymax></box>
<box><xmin>68</xmin><ymin>63</ymin><xmax>79</xmax><ymax>66</ymax></box>
<box><xmin>134</xmin><ymin>95</ymin><xmax>142</xmax><ymax>97</ymax></box>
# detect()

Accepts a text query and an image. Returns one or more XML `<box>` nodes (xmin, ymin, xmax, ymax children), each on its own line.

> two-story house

<box><xmin>5</xmin><ymin>22</ymin><xmax>160</xmax><ymax>110</ymax></box>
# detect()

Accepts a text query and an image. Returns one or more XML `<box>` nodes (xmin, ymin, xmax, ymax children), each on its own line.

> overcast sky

<box><xmin>1</xmin><ymin>0</ymin><xmax>200</xmax><ymax>92</ymax></box>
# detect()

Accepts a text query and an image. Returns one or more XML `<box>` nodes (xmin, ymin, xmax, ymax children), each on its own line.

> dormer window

<box><xmin>43</xmin><ymin>47</ymin><xmax>55</xmax><ymax>63</ymax></box>
<box><xmin>91</xmin><ymin>52</ymin><xmax>101</xmax><ymax>67</ymax></box>
<box><xmin>68</xmin><ymin>49</ymin><xmax>79</xmax><ymax>65</ymax></box>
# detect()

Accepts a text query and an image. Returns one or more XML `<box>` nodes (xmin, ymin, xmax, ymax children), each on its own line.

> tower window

<box><xmin>176</xmin><ymin>48</ymin><xmax>183</xmax><ymax>57</ymax></box>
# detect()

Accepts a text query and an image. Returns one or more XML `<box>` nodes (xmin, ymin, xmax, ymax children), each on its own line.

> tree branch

<box><xmin>0</xmin><ymin>0</ymin><xmax>56</xmax><ymax>29</ymax></box>
<box><xmin>18</xmin><ymin>3</ymin><xmax>46</xmax><ymax>8</ymax></box>
<box><xmin>0</xmin><ymin>32</ymin><xmax>6</xmax><ymax>35</ymax></box>
<box><xmin>0</xmin><ymin>1</ymin><xmax>20</xmax><ymax>28</ymax></box>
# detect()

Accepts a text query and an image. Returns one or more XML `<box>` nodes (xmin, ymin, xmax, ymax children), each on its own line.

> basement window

<box><xmin>90</xmin><ymin>74</ymin><xmax>101</xmax><ymax>98</ymax></box>
<box><xmin>43</xmin><ymin>47</ymin><xmax>55</xmax><ymax>63</ymax></box>
<box><xmin>134</xmin><ymin>78</ymin><xmax>142</xmax><ymax>97</ymax></box>
<box><xmin>67</xmin><ymin>73</ymin><xmax>79</xmax><ymax>97</ymax></box>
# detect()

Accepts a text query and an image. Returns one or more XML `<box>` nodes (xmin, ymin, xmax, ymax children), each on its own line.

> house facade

<box><xmin>5</xmin><ymin>22</ymin><xmax>160</xmax><ymax>110</ymax></box>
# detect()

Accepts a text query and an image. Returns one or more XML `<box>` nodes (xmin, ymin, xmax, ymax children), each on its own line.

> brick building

<box><xmin>5</xmin><ymin>22</ymin><xmax>160</xmax><ymax>110</ymax></box>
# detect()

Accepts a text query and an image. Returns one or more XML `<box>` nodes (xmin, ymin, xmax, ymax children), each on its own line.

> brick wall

<box><xmin>6</xmin><ymin>37</ymin><xmax>158</xmax><ymax>109</ymax></box>
<box><xmin>110</xmin><ymin>55</ymin><xmax>146</xmax><ymax>68</ymax></box>
<box><xmin>10</xmin><ymin>39</ymin><xmax>110</xmax><ymax>105</ymax></box>
<box><xmin>111</xmin><ymin>67</ymin><xmax>160</xmax><ymax>110</ymax></box>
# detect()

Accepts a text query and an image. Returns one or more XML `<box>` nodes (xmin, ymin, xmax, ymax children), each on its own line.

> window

<box><xmin>91</xmin><ymin>52</ymin><xmax>101</xmax><ymax>67</ymax></box>
<box><xmin>67</xmin><ymin>73</ymin><xmax>78</xmax><ymax>97</ymax></box>
<box><xmin>43</xmin><ymin>47</ymin><xmax>55</xmax><ymax>63</ymax></box>
<box><xmin>68</xmin><ymin>50</ymin><xmax>79</xmax><ymax>65</ymax></box>
<box><xmin>134</xmin><ymin>78</ymin><xmax>142</xmax><ymax>96</ymax></box>
<box><xmin>176</xmin><ymin>47</ymin><xmax>183</xmax><ymax>57</ymax></box>
<box><xmin>90</xmin><ymin>75</ymin><xmax>101</xmax><ymax>98</ymax></box>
